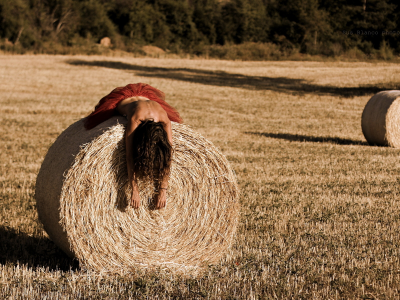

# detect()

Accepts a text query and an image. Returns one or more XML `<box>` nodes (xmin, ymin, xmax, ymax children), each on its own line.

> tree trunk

<box><xmin>14</xmin><ymin>27</ymin><xmax>24</xmax><ymax>44</ymax></box>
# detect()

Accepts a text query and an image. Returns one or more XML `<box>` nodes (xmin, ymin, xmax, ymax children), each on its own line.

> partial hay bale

<box><xmin>35</xmin><ymin>117</ymin><xmax>239</xmax><ymax>273</ymax></box>
<box><xmin>361</xmin><ymin>90</ymin><xmax>400</xmax><ymax>147</ymax></box>
<box><xmin>100</xmin><ymin>37</ymin><xmax>111</xmax><ymax>47</ymax></box>
<box><xmin>142</xmin><ymin>45</ymin><xmax>165</xmax><ymax>56</ymax></box>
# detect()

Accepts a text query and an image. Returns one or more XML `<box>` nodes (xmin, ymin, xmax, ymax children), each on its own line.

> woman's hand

<box><xmin>130</xmin><ymin>188</ymin><xmax>141</xmax><ymax>209</ymax></box>
<box><xmin>155</xmin><ymin>189</ymin><xmax>167</xmax><ymax>209</ymax></box>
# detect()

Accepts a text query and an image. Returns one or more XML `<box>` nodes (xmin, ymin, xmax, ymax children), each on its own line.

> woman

<box><xmin>85</xmin><ymin>83</ymin><xmax>183</xmax><ymax>209</ymax></box>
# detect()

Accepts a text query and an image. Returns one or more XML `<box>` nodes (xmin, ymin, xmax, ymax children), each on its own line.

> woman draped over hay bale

<box><xmin>85</xmin><ymin>83</ymin><xmax>183</xmax><ymax>209</ymax></box>
<box><xmin>36</xmin><ymin>82</ymin><xmax>239</xmax><ymax>272</ymax></box>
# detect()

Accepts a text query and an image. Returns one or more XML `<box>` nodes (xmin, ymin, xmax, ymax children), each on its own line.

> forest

<box><xmin>0</xmin><ymin>0</ymin><xmax>399</xmax><ymax>59</ymax></box>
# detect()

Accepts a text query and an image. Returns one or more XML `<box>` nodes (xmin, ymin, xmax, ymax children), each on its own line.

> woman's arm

<box><xmin>125</xmin><ymin>116</ymin><xmax>141</xmax><ymax>208</ymax></box>
<box><xmin>164</xmin><ymin>119</ymin><xmax>173</xmax><ymax>147</ymax></box>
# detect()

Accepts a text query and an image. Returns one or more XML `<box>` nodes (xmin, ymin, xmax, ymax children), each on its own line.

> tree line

<box><xmin>0</xmin><ymin>0</ymin><xmax>399</xmax><ymax>58</ymax></box>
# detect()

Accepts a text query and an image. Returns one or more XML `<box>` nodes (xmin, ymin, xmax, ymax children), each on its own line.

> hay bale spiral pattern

<box><xmin>362</xmin><ymin>90</ymin><xmax>400</xmax><ymax>148</ymax></box>
<box><xmin>35</xmin><ymin>117</ymin><xmax>239</xmax><ymax>273</ymax></box>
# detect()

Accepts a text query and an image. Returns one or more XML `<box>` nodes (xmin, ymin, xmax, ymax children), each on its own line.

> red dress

<box><xmin>84</xmin><ymin>83</ymin><xmax>183</xmax><ymax>130</ymax></box>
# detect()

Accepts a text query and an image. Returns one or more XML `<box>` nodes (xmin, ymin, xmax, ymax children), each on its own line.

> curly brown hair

<box><xmin>131</xmin><ymin>120</ymin><xmax>172</xmax><ymax>185</ymax></box>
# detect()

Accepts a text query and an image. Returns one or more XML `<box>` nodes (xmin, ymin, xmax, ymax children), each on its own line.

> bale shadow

<box><xmin>0</xmin><ymin>226</ymin><xmax>79</xmax><ymax>271</ymax></box>
<box><xmin>67</xmin><ymin>59</ymin><xmax>387</xmax><ymax>98</ymax></box>
<box><xmin>246</xmin><ymin>132</ymin><xmax>368</xmax><ymax>146</ymax></box>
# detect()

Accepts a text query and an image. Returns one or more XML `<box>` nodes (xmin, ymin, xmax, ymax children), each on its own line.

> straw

<box><xmin>35</xmin><ymin>117</ymin><xmax>240</xmax><ymax>274</ymax></box>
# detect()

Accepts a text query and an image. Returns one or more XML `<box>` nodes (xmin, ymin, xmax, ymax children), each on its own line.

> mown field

<box><xmin>1</xmin><ymin>54</ymin><xmax>400</xmax><ymax>299</ymax></box>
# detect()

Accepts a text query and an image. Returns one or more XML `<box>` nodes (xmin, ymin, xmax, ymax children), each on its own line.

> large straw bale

<box><xmin>362</xmin><ymin>90</ymin><xmax>400</xmax><ymax>148</ymax></box>
<box><xmin>35</xmin><ymin>117</ymin><xmax>239</xmax><ymax>273</ymax></box>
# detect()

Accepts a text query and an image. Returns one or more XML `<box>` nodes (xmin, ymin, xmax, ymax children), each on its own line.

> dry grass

<box><xmin>1</xmin><ymin>54</ymin><xmax>400</xmax><ymax>299</ymax></box>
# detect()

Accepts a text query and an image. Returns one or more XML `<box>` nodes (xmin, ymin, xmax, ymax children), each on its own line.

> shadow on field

<box><xmin>67</xmin><ymin>59</ymin><xmax>387</xmax><ymax>98</ymax></box>
<box><xmin>0</xmin><ymin>226</ymin><xmax>79</xmax><ymax>271</ymax></box>
<box><xmin>246</xmin><ymin>132</ymin><xmax>368</xmax><ymax>146</ymax></box>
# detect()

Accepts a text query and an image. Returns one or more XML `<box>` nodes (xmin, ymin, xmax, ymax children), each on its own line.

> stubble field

<box><xmin>1</xmin><ymin>54</ymin><xmax>400</xmax><ymax>299</ymax></box>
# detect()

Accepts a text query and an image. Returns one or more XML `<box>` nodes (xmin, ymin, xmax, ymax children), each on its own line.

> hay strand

<box><xmin>35</xmin><ymin>117</ymin><xmax>239</xmax><ymax>274</ymax></box>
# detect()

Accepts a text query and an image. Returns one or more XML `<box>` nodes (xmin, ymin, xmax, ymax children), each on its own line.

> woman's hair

<box><xmin>131</xmin><ymin>120</ymin><xmax>172</xmax><ymax>184</ymax></box>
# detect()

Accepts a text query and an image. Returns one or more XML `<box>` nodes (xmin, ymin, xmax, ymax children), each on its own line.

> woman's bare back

<box><xmin>117</xmin><ymin>96</ymin><xmax>169</xmax><ymax>125</ymax></box>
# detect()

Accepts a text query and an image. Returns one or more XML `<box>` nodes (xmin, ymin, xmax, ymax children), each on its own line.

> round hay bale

<box><xmin>35</xmin><ymin>117</ymin><xmax>239</xmax><ymax>273</ymax></box>
<box><xmin>142</xmin><ymin>45</ymin><xmax>165</xmax><ymax>55</ymax></box>
<box><xmin>100</xmin><ymin>37</ymin><xmax>111</xmax><ymax>47</ymax></box>
<box><xmin>361</xmin><ymin>90</ymin><xmax>400</xmax><ymax>148</ymax></box>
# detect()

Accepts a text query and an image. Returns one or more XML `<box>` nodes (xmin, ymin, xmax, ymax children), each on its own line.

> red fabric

<box><xmin>84</xmin><ymin>83</ymin><xmax>183</xmax><ymax>130</ymax></box>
